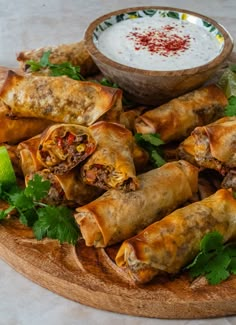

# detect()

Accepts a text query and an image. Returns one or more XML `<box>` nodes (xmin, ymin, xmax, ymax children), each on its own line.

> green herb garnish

<box><xmin>218</xmin><ymin>64</ymin><xmax>236</xmax><ymax>116</ymax></box>
<box><xmin>186</xmin><ymin>231</ymin><xmax>236</xmax><ymax>285</ymax></box>
<box><xmin>135</xmin><ymin>133</ymin><xmax>166</xmax><ymax>167</ymax></box>
<box><xmin>26</xmin><ymin>50</ymin><xmax>85</xmax><ymax>81</ymax></box>
<box><xmin>0</xmin><ymin>174</ymin><xmax>80</xmax><ymax>244</ymax></box>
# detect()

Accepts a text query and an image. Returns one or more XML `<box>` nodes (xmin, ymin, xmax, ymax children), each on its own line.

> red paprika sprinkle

<box><xmin>127</xmin><ymin>24</ymin><xmax>191</xmax><ymax>57</ymax></box>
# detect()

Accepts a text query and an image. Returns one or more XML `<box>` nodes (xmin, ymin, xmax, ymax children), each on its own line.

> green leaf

<box><xmin>134</xmin><ymin>133</ymin><xmax>166</xmax><ymax>167</ymax></box>
<box><xmin>24</xmin><ymin>174</ymin><xmax>50</xmax><ymax>201</ymax></box>
<box><xmin>33</xmin><ymin>206</ymin><xmax>80</xmax><ymax>245</ymax></box>
<box><xmin>39</xmin><ymin>50</ymin><xmax>51</xmax><ymax>67</ymax></box>
<box><xmin>8</xmin><ymin>191</ymin><xmax>34</xmax><ymax>210</ymax></box>
<box><xmin>186</xmin><ymin>251</ymin><xmax>213</xmax><ymax>277</ymax></box>
<box><xmin>228</xmin><ymin>256</ymin><xmax>236</xmax><ymax>274</ymax></box>
<box><xmin>205</xmin><ymin>253</ymin><xmax>231</xmax><ymax>285</ymax></box>
<box><xmin>200</xmin><ymin>231</ymin><xmax>224</xmax><ymax>254</ymax></box>
<box><xmin>225</xmin><ymin>96</ymin><xmax>236</xmax><ymax>116</ymax></box>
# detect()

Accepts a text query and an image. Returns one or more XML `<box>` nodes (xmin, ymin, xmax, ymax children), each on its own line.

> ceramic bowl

<box><xmin>85</xmin><ymin>6</ymin><xmax>233</xmax><ymax>106</ymax></box>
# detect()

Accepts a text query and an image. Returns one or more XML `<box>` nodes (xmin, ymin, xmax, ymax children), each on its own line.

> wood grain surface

<box><xmin>1</xmin><ymin>56</ymin><xmax>236</xmax><ymax>319</ymax></box>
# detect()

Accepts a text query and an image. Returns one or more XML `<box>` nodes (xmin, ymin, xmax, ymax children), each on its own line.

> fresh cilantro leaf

<box><xmin>205</xmin><ymin>253</ymin><xmax>231</xmax><ymax>285</ymax></box>
<box><xmin>0</xmin><ymin>174</ymin><xmax>80</xmax><ymax>245</ymax></box>
<box><xmin>26</xmin><ymin>51</ymin><xmax>85</xmax><ymax>81</ymax></box>
<box><xmin>100</xmin><ymin>78</ymin><xmax>119</xmax><ymax>88</ymax></box>
<box><xmin>187</xmin><ymin>231</ymin><xmax>236</xmax><ymax>285</ymax></box>
<box><xmin>39</xmin><ymin>50</ymin><xmax>51</xmax><ymax>67</ymax></box>
<box><xmin>33</xmin><ymin>206</ymin><xmax>80</xmax><ymax>245</ymax></box>
<box><xmin>24</xmin><ymin>174</ymin><xmax>50</xmax><ymax>201</ymax></box>
<box><xmin>225</xmin><ymin>96</ymin><xmax>236</xmax><ymax>116</ymax></box>
<box><xmin>8</xmin><ymin>191</ymin><xmax>34</xmax><ymax>210</ymax></box>
<box><xmin>200</xmin><ymin>231</ymin><xmax>223</xmax><ymax>254</ymax></box>
<box><xmin>135</xmin><ymin>133</ymin><xmax>166</xmax><ymax>167</ymax></box>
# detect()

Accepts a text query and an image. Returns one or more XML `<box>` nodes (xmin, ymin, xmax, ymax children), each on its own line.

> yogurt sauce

<box><xmin>96</xmin><ymin>16</ymin><xmax>221</xmax><ymax>71</ymax></box>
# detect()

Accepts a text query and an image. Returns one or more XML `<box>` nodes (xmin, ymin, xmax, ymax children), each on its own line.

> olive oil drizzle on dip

<box><xmin>96</xmin><ymin>16</ymin><xmax>221</xmax><ymax>71</ymax></box>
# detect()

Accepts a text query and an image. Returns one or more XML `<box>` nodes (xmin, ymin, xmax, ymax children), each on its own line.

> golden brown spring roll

<box><xmin>132</xmin><ymin>142</ymin><xmax>149</xmax><ymax>173</ymax></box>
<box><xmin>36</xmin><ymin>124</ymin><xmax>96</xmax><ymax>174</ymax></box>
<box><xmin>17</xmin><ymin>40</ymin><xmax>99</xmax><ymax>76</ymax></box>
<box><xmin>120</xmin><ymin>106</ymin><xmax>146</xmax><ymax>132</ymax></box>
<box><xmin>135</xmin><ymin>85</ymin><xmax>227</xmax><ymax>142</ymax></box>
<box><xmin>0</xmin><ymin>71</ymin><xmax>123</xmax><ymax>126</ymax></box>
<box><xmin>81</xmin><ymin>121</ymin><xmax>139</xmax><ymax>191</ymax></box>
<box><xmin>17</xmin><ymin>135</ymin><xmax>44</xmax><ymax>176</ymax></box>
<box><xmin>116</xmin><ymin>189</ymin><xmax>236</xmax><ymax>284</ymax></box>
<box><xmin>0</xmin><ymin>101</ymin><xmax>52</xmax><ymax>144</ymax></box>
<box><xmin>25</xmin><ymin>168</ymin><xmax>102</xmax><ymax>206</ymax></box>
<box><xmin>75</xmin><ymin>160</ymin><xmax>198</xmax><ymax>247</ymax></box>
<box><xmin>222</xmin><ymin>170</ymin><xmax>236</xmax><ymax>191</ymax></box>
<box><xmin>177</xmin><ymin>135</ymin><xmax>198</xmax><ymax>166</ymax></box>
<box><xmin>179</xmin><ymin>116</ymin><xmax>236</xmax><ymax>175</ymax></box>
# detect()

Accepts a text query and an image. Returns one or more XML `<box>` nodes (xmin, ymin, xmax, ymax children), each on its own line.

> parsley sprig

<box><xmin>0</xmin><ymin>174</ymin><xmax>80</xmax><ymax>245</ymax></box>
<box><xmin>186</xmin><ymin>231</ymin><xmax>236</xmax><ymax>285</ymax></box>
<box><xmin>26</xmin><ymin>50</ymin><xmax>85</xmax><ymax>80</ymax></box>
<box><xmin>134</xmin><ymin>133</ymin><xmax>166</xmax><ymax>167</ymax></box>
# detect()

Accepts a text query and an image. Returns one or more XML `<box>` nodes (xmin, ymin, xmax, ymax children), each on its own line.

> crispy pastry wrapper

<box><xmin>17</xmin><ymin>40</ymin><xmax>99</xmax><ymax>77</ymax></box>
<box><xmin>178</xmin><ymin>116</ymin><xmax>236</xmax><ymax>175</ymax></box>
<box><xmin>135</xmin><ymin>85</ymin><xmax>227</xmax><ymax>143</ymax></box>
<box><xmin>0</xmin><ymin>101</ymin><xmax>52</xmax><ymax>144</ymax></box>
<box><xmin>25</xmin><ymin>168</ymin><xmax>102</xmax><ymax>207</ymax></box>
<box><xmin>75</xmin><ymin>160</ymin><xmax>198</xmax><ymax>247</ymax></box>
<box><xmin>115</xmin><ymin>189</ymin><xmax>236</xmax><ymax>284</ymax></box>
<box><xmin>81</xmin><ymin>121</ymin><xmax>139</xmax><ymax>191</ymax></box>
<box><xmin>0</xmin><ymin>71</ymin><xmax>123</xmax><ymax>126</ymax></box>
<box><xmin>36</xmin><ymin>123</ymin><xmax>96</xmax><ymax>174</ymax></box>
<box><xmin>17</xmin><ymin>135</ymin><xmax>43</xmax><ymax>176</ymax></box>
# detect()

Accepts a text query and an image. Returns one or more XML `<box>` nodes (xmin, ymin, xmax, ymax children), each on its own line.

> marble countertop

<box><xmin>0</xmin><ymin>0</ymin><xmax>236</xmax><ymax>324</ymax></box>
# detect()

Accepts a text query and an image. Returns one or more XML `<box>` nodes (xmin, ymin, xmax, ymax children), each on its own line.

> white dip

<box><xmin>96</xmin><ymin>16</ymin><xmax>221</xmax><ymax>71</ymax></box>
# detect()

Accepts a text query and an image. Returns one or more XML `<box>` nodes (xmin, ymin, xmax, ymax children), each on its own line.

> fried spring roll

<box><xmin>178</xmin><ymin>116</ymin><xmax>236</xmax><ymax>175</ymax></box>
<box><xmin>116</xmin><ymin>189</ymin><xmax>236</xmax><ymax>284</ymax></box>
<box><xmin>0</xmin><ymin>71</ymin><xmax>123</xmax><ymax>126</ymax></box>
<box><xmin>17</xmin><ymin>135</ymin><xmax>43</xmax><ymax>176</ymax></box>
<box><xmin>17</xmin><ymin>40</ymin><xmax>99</xmax><ymax>76</ymax></box>
<box><xmin>75</xmin><ymin>160</ymin><xmax>198</xmax><ymax>247</ymax></box>
<box><xmin>0</xmin><ymin>101</ymin><xmax>52</xmax><ymax>144</ymax></box>
<box><xmin>81</xmin><ymin>122</ymin><xmax>139</xmax><ymax>191</ymax></box>
<box><xmin>135</xmin><ymin>85</ymin><xmax>227</xmax><ymax>142</ymax></box>
<box><xmin>37</xmin><ymin>124</ymin><xmax>96</xmax><ymax>174</ymax></box>
<box><xmin>26</xmin><ymin>168</ymin><xmax>102</xmax><ymax>206</ymax></box>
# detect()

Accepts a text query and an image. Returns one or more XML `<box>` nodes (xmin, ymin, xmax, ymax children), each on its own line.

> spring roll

<box><xmin>17</xmin><ymin>135</ymin><xmax>43</xmax><ymax>176</ymax></box>
<box><xmin>116</xmin><ymin>189</ymin><xmax>236</xmax><ymax>284</ymax></box>
<box><xmin>36</xmin><ymin>124</ymin><xmax>96</xmax><ymax>174</ymax></box>
<box><xmin>75</xmin><ymin>160</ymin><xmax>198</xmax><ymax>247</ymax></box>
<box><xmin>81</xmin><ymin>121</ymin><xmax>139</xmax><ymax>191</ymax></box>
<box><xmin>0</xmin><ymin>71</ymin><xmax>123</xmax><ymax>126</ymax></box>
<box><xmin>178</xmin><ymin>116</ymin><xmax>236</xmax><ymax>175</ymax></box>
<box><xmin>25</xmin><ymin>168</ymin><xmax>102</xmax><ymax>207</ymax></box>
<box><xmin>0</xmin><ymin>101</ymin><xmax>52</xmax><ymax>144</ymax></box>
<box><xmin>135</xmin><ymin>85</ymin><xmax>227</xmax><ymax>142</ymax></box>
<box><xmin>17</xmin><ymin>40</ymin><xmax>99</xmax><ymax>76</ymax></box>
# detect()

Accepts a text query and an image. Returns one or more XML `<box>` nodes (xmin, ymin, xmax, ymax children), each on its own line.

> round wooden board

<box><xmin>1</xmin><ymin>54</ymin><xmax>236</xmax><ymax>319</ymax></box>
<box><xmin>0</xmin><ymin>218</ymin><xmax>236</xmax><ymax>319</ymax></box>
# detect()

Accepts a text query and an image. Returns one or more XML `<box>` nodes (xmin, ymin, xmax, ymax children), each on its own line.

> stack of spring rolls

<box><xmin>1</xmin><ymin>39</ymin><xmax>235</xmax><ymax>285</ymax></box>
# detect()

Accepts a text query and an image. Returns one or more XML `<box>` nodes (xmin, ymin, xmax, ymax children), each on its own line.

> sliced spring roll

<box><xmin>135</xmin><ymin>85</ymin><xmax>227</xmax><ymax>142</ymax></box>
<box><xmin>0</xmin><ymin>71</ymin><xmax>123</xmax><ymax>126</ymax></box>
<box><xmin>25</xmin><ymin>168</ymin><xmax>102</xmax><ymax>207</ymax></box>
<box><xmin>37</xmin><ymin>124</ymin><xmax>96</xmax><ymax>174</ymax></box>
<box><xmin>178</xmin><ymin>116</ymin><xmax>236</xmax><ymax>175</ymax></box>
<box><xmin>17</xmin><ymin>135</ymin><xmax>43</xmax><ymax>176</ymax></box>
<box><xmin>75</xmin><ymin>160</ymin><xmax>198</xmax><ymax>247</ymax></box>
<box><xmin>0</xmin><ymin>101</ymin><xmax>52</xmax><ymax>144</ymax></box>
<box><xmin>116</xmin><ymin>189</ymin><xmax>236</xmax><ymax>284</ymax></box>
<box><xmin>17</xmin><ymin>40</ymin><xmax>99</xmax><ymax>76</ymax></box>
<box><xmin>81</xmin><ymin>121</ymin><xmax>139</xmax><ymax>191</ymax></box>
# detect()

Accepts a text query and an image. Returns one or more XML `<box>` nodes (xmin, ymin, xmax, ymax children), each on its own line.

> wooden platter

<box><xmin>1</xmin><ymin>55</ymin><xmax>236</xmax><ymax>319</ymax></box>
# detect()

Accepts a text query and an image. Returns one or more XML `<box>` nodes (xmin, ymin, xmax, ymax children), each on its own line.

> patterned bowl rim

<box><xmin>84</xmin><ymin>6</ymin><xmax>234</xmax><ymax>75</ymax></box>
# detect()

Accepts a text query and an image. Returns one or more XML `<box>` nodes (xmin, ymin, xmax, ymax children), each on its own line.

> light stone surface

<box><xmin>0</xmin><ymin>0</ymin><xmax>236</xmax><ymax>324</ymax></box>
